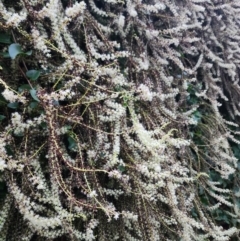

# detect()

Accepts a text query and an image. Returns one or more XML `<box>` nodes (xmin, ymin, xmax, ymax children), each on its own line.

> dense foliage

<box><xmin>1</xmin><ymin>0</ymin><xmax>240</xmax><ymax>240</ymax></box>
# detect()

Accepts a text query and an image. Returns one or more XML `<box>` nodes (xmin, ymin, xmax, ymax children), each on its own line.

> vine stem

<box><xmin>11</xmin><ymin>30</ymin><xmax>34</xmax><ymax>89</ymax></box>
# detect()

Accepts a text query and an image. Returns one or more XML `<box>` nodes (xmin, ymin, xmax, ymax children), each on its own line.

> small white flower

<box><xmin>88</xmin><ymin>190</ymin><xmax>98</xmax><ymax>198</ymax></box>
<box><xmin>36</xmin><ymin>183</ymin><xmax>44</xmax><ymax>190</ymax></box>
<box><xmin>118</xmin><ymin>15</ymin><xmax>125</xmax><ymax>28</ymax></box>
<box><xmin>114</xmin><ymin>212</ymin><xmax>120</xmax><ymax>220</ymax></box>
<box><xmin>153</xmin><ymin>163</ymin><xmax>161</xmax><ymax>173</ymax></box>
<box><xmin>0</xmin><ymin>158</ymin><xmax>7</xmax><ymax>171</ymax></box>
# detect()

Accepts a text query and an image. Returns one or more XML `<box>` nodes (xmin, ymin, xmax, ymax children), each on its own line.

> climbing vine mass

<box><xmin>1</xmin><ymin>0</ymin><xmax>240</xmax><ymax>240</ymax></box>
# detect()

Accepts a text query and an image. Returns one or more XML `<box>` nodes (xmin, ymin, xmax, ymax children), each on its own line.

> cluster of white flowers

<box><xmin>187</xmin><ymin>117</ymin><xmax>198</xmax><ymax>125</ymax></box>
<box><xmin>6</xmin><ymin>158</ymin><xmax>24</xmax><ymax>172</ymax></box>
<box><xmin>65</xmin><ymin>1</ymin><xmax>86</xmax><ymax>18</ymax></box>
<box><xmin>143</xmin><ymin>3</ymin><xmax>166</xmax><ymax>13</ymax></box>
<box><xmin>29</xmin><ymin>175</ymin><xmax>46</xmax><ymax>190</ymax></box>
<box><xmin>122</xmin><ymin>211</ymin><xmax>138</xmax><ymax>222</ymax></box>
<box><xmin>11</xmin><ymin>112</ymin><xmax>45</xmax><ymax>135</ymax></box>
<box><xmin>149</xmin><ymin>163</ymin><xmax>161</xmax><ymax>173</ymax></box>
<box><xmin>88</xmin><ymin>43</ymin><xmax>115</xmax><ymax>61</ymax></box>
<box><xmin>38</xmin><ymin>1</ymin><xmax>67</xmax><ymax>52</ymax></box>
<box><xmin>207</xmin><ymin>190</ymin><xmax>233</xmax><ymax>207</ymax></box>
<box><xmin>6</xmin><ymin>12</ymin><xmax>27</xmax><ymax>26</ymax></box>
<box><xmin>135</xmin><ymin>54</ymin><xmax>150</xmax><ymax>71</ymax></box>
<box><xmin>137</xmin><ymin>84</ymin><xmax>153</xmax><ymax>101</ymax></box>
<box><xmin>0</xmin><ymin>2</ymin><xmax>27</xmax><ymax>27</ymax></box>
<box><xmin>11</xmin><ymin>112</ymin><xmax>24</xmax><ymax>133</ymax></box>
<box><xmin>158</xmin><ymin>89</ymin><xmax>179</xmax><ymax>101</ymax></box>
<box><xmin>31</xmin><ymin>28</ymin><xmax>51</xmax><ymax>57</ymax></box>
<box><xmin>89</xmin><ymin>0</ymin><xmax>108</xmax><ymax>17</ymax></box>
<box><xmin>117</xmin><ymin>14</ymin><xmax>125</xmax><ymax>28</ymax></box>
<box><xmin>2</xmin><ymin>89</ymin><xmax>26</xmax><ymax>103</ymax></box>
<box><xmin>63</xmin><ymin>29</ymin><xmax>87</xmax><ymax>61</ymax></box>
<box><xmin>98</xmin><ymin>100</ymin><xmax>126</xmax><ymax>122</ymax></box>
<box><xmin>127</xmin><ymin>1</ymin><xmax>137</xmax><ymax>17</ymax></box>
<box><xmin>85</xmin><ymin>219</ymin><xmax>99</xmax><ymax>241</ymax></box>
<box><xmin>161</xmin><ymin>106</ymin><xmax>177</xmax><ymax>119</ymax></box>
<box><xmin>51</xmin><ymin>88</ymin><xmax>76</xmax><ymax>101</ymax></box>
<box><xmin>167</xmin><ymin>138</ymin><xmax>191</xmax><ymax>149</ymax></box>
<box><xmin>193</xmin><ymin>53</ymin><xmax>204</xmax><ymax>71</ymax></box>
<box><xmin>218</xmin><ymin>162</ymin><xmax>236</xmax><ymax>179</ymax></box>
<box><xmin>25</xmin><ymin>212</ymin><xmax>62</xmax><ymax>232</ymax></box>
<box><xmin>133</xmin><ymin>121</ymin><xmax>166</xmax><ymax>153</ymax></box>
<box><xmin>145</xmin><ymin>29</ymin><xmax>159</xmax><ymax>40</ymax></box>
<box><xmin>9</xmin><ymin>181</ymin><xmax>62</xmax><ymax>232</ymax></box>
<box><xmin>55</xmin><ymin>125</ymin><xmax>70</xmax><ymax>135</ymax></box>
<box><xmin>87</xmin><ymin>190</ymin><xmax>98</xmax><ymax>199</ymax></box>
<box><xmin>101</xmin><ymin>188</ymin><xmax>124</xmax><ymax>199</ymax></box>
<box><xmin>209</xmin><ymin>226</ymin><xmax>237</xmax><ymax>241</ymax></box>
<box><xmin>108</xmin><ymin>170</ymin><xmax>123</xmax><ymax>179</ymax></box>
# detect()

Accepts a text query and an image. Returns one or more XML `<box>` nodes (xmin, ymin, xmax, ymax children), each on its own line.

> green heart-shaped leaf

<box><xmin>26</xmin><ymin>70</ymin><xmax>41</xmax><ymax>81</ymax></box>
<box><xmin>18</xmin><ymin>84</ymin><xmax>31</xmax><ymax>93</ymax></box>
<box><xmin>8</xmin><ymin>43</ymin><xmax>23</xmax><ymax>59</ymax></box>
<box><xmin>30</xmin><ymin>89</ymin><xmax>40</xmax><ymax>102</ymax></box>
<box><xmin>8</xmin><ymin>44</ymin><xmax>32</xmax><ymax>59</ymax></box>
<box><xmin>7</xmin><ymin>102</ymin><xmax>19</xmax><ymax>109</ymax></box>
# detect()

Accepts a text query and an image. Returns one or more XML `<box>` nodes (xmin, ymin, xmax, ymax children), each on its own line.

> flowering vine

<box><xmin>0</xmin><ymin>0</ymin><xmax>240</xmax><ymax>240</ymax></box>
